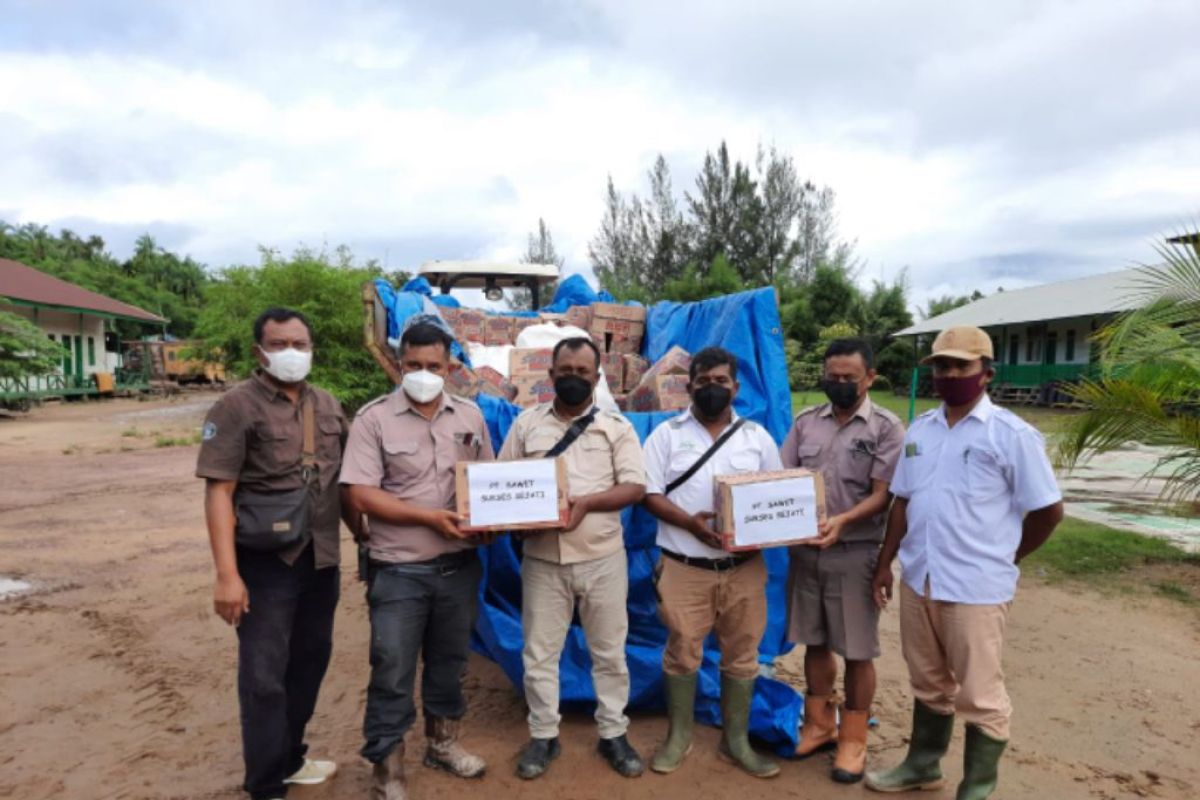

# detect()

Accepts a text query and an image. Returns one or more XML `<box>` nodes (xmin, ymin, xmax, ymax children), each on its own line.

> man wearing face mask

<box><xmin>498</xmin><ymin>337</ymin><xmax>648</xmax><ymax>781</ymax></box>
<box><xmin>197</xmin><ymin>307</ymin><xmax>350</xmax><ymax>800</ymax></box>
<box><xmin>641</xmin><ymin>347</ymin><xmax>785</xmax><ymax>779</ymax></box>
<box><xmin>781</xmin><ymin>338</ymin><xmax>905</xmax><ymax>784</ymax></box>
<box><xmin>866</xmin><ymin>326</ymin><xmax>1063</xmax><ymax>800</ymax></box>
<box><xmin>340</xmin><ymin>321</ymin><xmax>495</xmax><ymax>800</ymax></box>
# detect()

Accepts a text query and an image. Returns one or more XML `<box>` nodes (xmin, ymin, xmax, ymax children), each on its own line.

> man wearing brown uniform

<box><xmin>340</xmin><ymin>321</ymin><xmax>494</xmax><ymax>800</ymax></box>
<box><xmin>198</xmin><ymin>307</ymin><xmax>348</xmax><ymax>800</ymax></box>
<box><xmin>499</xmin><ymin>337</ymin><xmax>648</xmax><ymax>781</ymax></box>
<box><xmin>782</xmin><ymin>338</ymin><xmax>904</xmax><ymax>784</ymax></box>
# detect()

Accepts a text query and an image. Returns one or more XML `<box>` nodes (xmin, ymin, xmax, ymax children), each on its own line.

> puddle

<box><xmin>0</xmin><ymin>575</ymin><xmax>33</xmax><ymax>600</ymax></box>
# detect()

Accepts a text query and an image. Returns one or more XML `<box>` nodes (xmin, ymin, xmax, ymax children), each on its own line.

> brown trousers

<box><xmin>900</xmin><ymin>580</ymin><xmax>1013</xmax><ymax>739</ymax></box>
<box><xmin>657</xmin><ymin>553</ymin><xmax>767</xmax><ymax>680</ymax></box>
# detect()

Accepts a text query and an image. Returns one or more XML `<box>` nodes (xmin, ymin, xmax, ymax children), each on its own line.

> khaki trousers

<box><xmin>657</xmin><ymin>553</ymin><xmax>767</xmax><ymax>680</ymax></box>
<box><xmin>521</xmin><ymin>549</ymin><xmax>630</xmax><ymax>739</ymax></box>
<box><xmin>900</xmin><ymin>580</ymin><xmax>1012</xmax><ymax>739</ymax></box>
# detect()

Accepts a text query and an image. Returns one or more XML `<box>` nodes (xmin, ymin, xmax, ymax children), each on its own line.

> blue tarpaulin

<box><xmin>378</xmin><ymin>281</ymin><xmax>802</xmax><ymax>753</ymax></box>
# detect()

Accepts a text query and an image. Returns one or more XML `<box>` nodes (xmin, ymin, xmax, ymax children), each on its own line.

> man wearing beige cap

<box><xmin>866</xmin><ymin>325</ymin><xmax>1063</xmax><ymax>800</ymax></box>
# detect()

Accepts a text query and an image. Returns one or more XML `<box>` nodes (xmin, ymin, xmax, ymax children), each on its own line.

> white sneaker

<box><xmin>284</xmin><ymin>758</ymin><xmax>338</xmax><ymax>785</ymax></box>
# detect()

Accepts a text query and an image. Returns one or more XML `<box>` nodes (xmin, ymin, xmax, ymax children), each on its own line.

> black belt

<box><xmin>661</xmin><ymin>548</ymin><xmax>756</xmax><ymax>573</ymax></box>
<box><xmin>369</xmin><ymin>549</ymin><xmax>476</xmax><ymax>576</ymax></box>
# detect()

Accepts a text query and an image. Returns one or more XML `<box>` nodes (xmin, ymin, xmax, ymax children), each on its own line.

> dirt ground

<box><xmin>2</xmin><ymin>393</ymin><xmax>1198</xmax><ymax>800</ymax></box>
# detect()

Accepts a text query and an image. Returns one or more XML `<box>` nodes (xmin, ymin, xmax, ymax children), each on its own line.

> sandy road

<box><xmin>1</xmin><ymin>394</ymin><xmax>1198</xmax><ymax>799</ymax></box>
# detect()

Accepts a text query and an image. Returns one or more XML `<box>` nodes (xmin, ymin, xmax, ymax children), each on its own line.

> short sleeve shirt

<box><xmin>780</xmin><ymin>396</ymin><xmax>904</xmax><ymax>542</ymax></box>
<box><xmin>890</xmin><ymin>395</ymin><xmax>1062</xmax><ymax>604</ymax></box>
<box><xmin>195</xmin><ymin>370</ymin><xmax>348</xmax><ymax>569</ymax></box>
<box><xmin>498</xmin><ymin>403</ymin><xmax>646</xmax><ymax>565</ymax></box>
<box><xmin>339</xmin><ymin>390</ymin><xmax>494</xmax><ymax>564</ymax></box>
<box><xmin>643</xmin><ymin>408</ymin><xmax>783</xmax><ymax>558</ymax></box>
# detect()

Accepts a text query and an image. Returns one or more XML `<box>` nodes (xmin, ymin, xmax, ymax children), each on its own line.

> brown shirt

<box><xmin>498</xmin><ymin>403</ymin><xmax>646</xmax><ymax>565</ymax></box>
<box><xmin>780</xmin><ymin>396</ymin><xmax>905</xmax><ymax>543</ymax></box>
<box><xmin>339</xmin><ymin>390</ymin><xmax>494</xmax><ymax>564</ymax></box>
<box><xmin>195</xmin><ymin>370</ymin><xmax>348</xmax><ymax>568</ymax></box>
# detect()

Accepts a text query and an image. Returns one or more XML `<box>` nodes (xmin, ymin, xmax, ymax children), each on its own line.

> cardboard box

<box><xmin>512</xmin><ymin>316</ymin><xmax>541</xmax><ymax>341</ymax></box>
<box><xmin>564</xmin><ymin>305</ymin><xmax>593</xmax><ymax>330</ymax></box>
<box><xmin>601</xmin><ymin>352</ymin><xmax>623</xmax><ymax>392</ymax></box>
<box><xmin>627</xmin><ymin>373</ymin><xmax>690</xmax><ymax>412</ymax></box>
<box><xmin>484</xmin><ymin>315</ymin><xmax>516</xmax><ymax>346</ymax></box>
<box><xmin>509</xmin><ymin>347</ymin><xmax>554</xmax><ymax>377</ymax></box>
<box><xmin>622</xmin><ymin>354</ymin><xmax>650</xmax><ymax>392</ymax></box>
<box><xmin>613</xmin><ymin>392</ymin><xmax>630</xmax><ymax>412</ymax></box>
<box><xmin>538</xmin><ymin>312</ymin><xmax>567</xmax><ymax>326</ymax></box>
<box><xmin>444</xmin><ymin>361</ymin><xmax>482</xmax><ymax>398</ymax></box>
<box><xmin>476</xmin><ymin>366</ymin><xmax>517</xmax><ymax>401</ymax></box>
<box><xmin>511</xmin><ymin>374</ymin><xmax>556</xmax><ymax>407</ymax></box>
<box><xmin>643</xmin><ymin>345</ymin><xmax>691</xmax><ymax>381</ymax></box>
<box><xmin>590</xmin><ymin>302</ymin><xmax>647</xmax><ymax>323</ymax></box>
<box><xmin>715</xmin><ymin>469</ymin><xmax>827</xmax><ymax>552</ymax></box>
<box><xmin>455</xmin><ymin>458</ymin><xmax>569</xmax><ymax>533</ymax></box>
<box><xmin>604</xmin><ymin>333</ymin><xmax>643</xmax><ymax>355</ymax></box>
<box><xmin>452</xmin><ymin>308</ymin><xmax>486</xmax><ymax>344</ymax></box>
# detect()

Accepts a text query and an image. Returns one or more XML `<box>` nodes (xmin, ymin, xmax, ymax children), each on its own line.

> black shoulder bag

<box><xmin>545</xmin><ymin>407</ymin><xmax>598</xmax><ymax>457</ymax></box>
<box><xmin>664</xmin><ymin>418</ymin><xmax>746</xmax><ymax>495</ymax></box>
<box><xmin>234</xmin><ymin>397</ymin><xmax>317</xmax><ymax>551</ymax></box>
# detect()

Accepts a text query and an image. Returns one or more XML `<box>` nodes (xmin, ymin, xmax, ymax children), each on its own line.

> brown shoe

<box><xmin>795</xmin><ymin>694</ymin><xmax>838</xmax><ymax>759</ymax></box>
<box><xmin>424</xmin><ymin>715</ymin><xmax>486</xmax><ymax>778</ymax></box>
<box><xmin>832</xmin><ymin>708</ymin><xmax>869</xmax><ymax>783</ymax></box>
<box><xmin>371</xmin><ymin>742</ymin><xmax>407</xmax><ymax>800</ymax></box>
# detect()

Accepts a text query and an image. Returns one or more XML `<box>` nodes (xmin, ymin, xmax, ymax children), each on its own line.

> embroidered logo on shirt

<box><xmin>852</xmin><ymin>438</ymin><xmax>877</xmax><ymax>458</ymax></box>
<box><xmin>202</xmin><ymin>422</ymin><xmax>218</xmax><ymax>441</ymax></box>
<box><xmin>904</xmin><ymin>442</ymin><xmax>921</xmax><ymax>458</ymax></box>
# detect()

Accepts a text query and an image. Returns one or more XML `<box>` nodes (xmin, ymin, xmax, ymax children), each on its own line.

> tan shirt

<box><xmin>195</xmin><ymin>370</ymin><xmax>348</xmax><ymax>569</ymax></box>
<box><xmin>339</xmin><ymin>390</ymin><xmax>493</xmax><ymax>563</ymax></box>
<box><xmin>780</xmin><ymin>396</ymin><xmax>905</xmax><ymax>543</ymax></box>
<box><xmin>498</xmin><ymin>403</ymin><xmax>646</xmax><ymax>565</ymax></box>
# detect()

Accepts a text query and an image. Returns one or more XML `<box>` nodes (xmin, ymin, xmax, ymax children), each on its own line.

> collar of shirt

<box><xmin>670</xmin><ymin>405</ymin><xmax>741</xmax><ymax>431</ymax></box>
<box><xmin>817</xmin><ymin>394</ymin><xmax>874</xmax><ymax>424</ymax></box>
<box><xmin>251</xmin><ymin>368</ymin><xmax>310</xmax><ymax>404</ymax></box>
<box><xmin>934</xmin><ymin>393</ymin><xmax>994</xmax><ymax>428</ymax></box>
<box><xmin>388</xmin><ymin>388</ymin><xmax>453</xmax><ymax>419</ymax></box>
<box><xmin>549</xmin><ymin>401</ymin><xmax>597</xmax><ymax>424</ymax></box>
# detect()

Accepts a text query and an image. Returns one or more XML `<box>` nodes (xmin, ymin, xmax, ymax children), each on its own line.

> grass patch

<box><xmin>790</xmin><ymin>391</ymin><xmax>939</xmax><ymax>421</ymax></box>
<box><xmin>121</xmin><ymin>428</ymin><xmax>141</xmax><ymax>438</ymax></box>
<box><xmin>1153</xmin><ymin>581</ymin><xmax>1198</xmax><ymax>605</ymax></box>
<box><xmin>154</xmin><ymin>431</ymin><xmax>202</xmax><ymax>448</ymax></box>
<box><xmin>1024</xmin><ymin>517</ymin><xmax>1198</xmax><ymax>577</ymax></box>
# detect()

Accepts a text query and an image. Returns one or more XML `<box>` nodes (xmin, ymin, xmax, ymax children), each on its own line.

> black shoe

<box><xmin>516</xmin><ymin>737</ymin><xmax>560</xmax><ymax>780</ymax></box>
<box><xmin>598</xmin><ymin>734</ymin><xmax>644</xmax><ymax>778</ymax></box>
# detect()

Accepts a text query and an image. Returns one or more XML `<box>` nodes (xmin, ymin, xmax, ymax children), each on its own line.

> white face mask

<box><xmin>402</xmin><ymin>369</ymin><xmax>444</xmax><ymax>404</ymax></box>
<box><xmin>261</xmin><ymin>347</ymin><xmax>312</xmax><ymax>383</ymax></box>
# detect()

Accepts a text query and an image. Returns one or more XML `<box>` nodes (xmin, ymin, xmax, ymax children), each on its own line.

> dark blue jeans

<box><xmin>236</xmin><ymin>544</ymin><xmax>339</xmax><ymax>800</ymax></box>
<box><xmin>361</xmin><ymin>554</ymin><xmax>481</xmax><ymax>764</ymax></box>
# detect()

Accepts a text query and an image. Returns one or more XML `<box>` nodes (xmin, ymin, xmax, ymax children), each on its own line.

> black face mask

<box><xmin>554</xmin><ymin>374</ymin><xmax>593</xmax><ymax>407</ymax></box>
<box><xmin>823</xmin><ymin>380</ymin><xmax>861</xmax><ymax>410</ymax></box>
<box><xmin>693</xmin><ymin>383</ymin><xmax>733</xmax><ymax>418</ymax></box>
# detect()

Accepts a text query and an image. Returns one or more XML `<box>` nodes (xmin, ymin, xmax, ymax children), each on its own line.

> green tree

<box><xmin>1058</xmin><ymin>238</ymin><xmax>1200</xmax><ymax>502</ymax></box>
<box><xmin>194</xmin><ymin>246</ymin><xmax>391</xmax><ymax>413</ymax></box>
<box><xmin>0</xmin><ymin>309</ymin><xmax>64</xmax><ymax>380</ymax></box>
<box><xmin>922</xmin><ymin>289</ymin><xmax>984</xmax><ymax>320</ymax></box>
<box><xmin>659</xmin><ymin>254</ymin><xmax>742</xmax><ymax>302</ymax></box>
<box><xmin>509</xmin><ymin>218</ymin><xmax>562</xmax><ymax>310</ymax></box>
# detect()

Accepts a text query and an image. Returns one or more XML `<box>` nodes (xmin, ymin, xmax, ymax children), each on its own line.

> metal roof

<box><xmin>894</xmin><ymin>267</ymin><xmax>1148</xmax><ymax>337</ymax></box>
<box><xmin>417</xmin><ymin>260</ymin><xmax>559</xmax><ymax>290</ymax></box>
<box><xmin>0</xmin><ymin>258</ymin><xmax>166</xmax><ymax>324</ymax></box>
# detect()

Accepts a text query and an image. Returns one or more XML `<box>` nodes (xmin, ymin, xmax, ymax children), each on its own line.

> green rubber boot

<box><xmin>716</xmin><ymin>676</ymin><xmax>780</xmax><ymax>779</ymax></box>
<box><xmin>955</xmin><ymin>724</ymin><xmax>1007</xmax><ymax>800</ymax></box>
<box><xmin>864</xmin><ymin>701</ymin><xmax>954</xmax><ymax>793</ymax></box>
<box><xmin>650</xmin><ymin>672</ymin><xmax>697</xmax><ymax>774</ymax></box>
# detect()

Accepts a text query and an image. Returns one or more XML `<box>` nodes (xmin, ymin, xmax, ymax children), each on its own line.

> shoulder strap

<box><xmin>545</xmin><ymin>407</ymin><xmax>597</xmax><ymax>458</ymax></box>
<box><xmin>664</xmin><ymin>417</ymin><xmax>746</xmax><ymax>496</ymax></box>
<box><xmin>301</xmin><ymin>396</ymin><xmax>317</xmax><ymax>476</ymax></box>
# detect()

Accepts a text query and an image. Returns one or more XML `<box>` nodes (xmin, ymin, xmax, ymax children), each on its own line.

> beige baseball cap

<box><xmin>921</xmin><ymin>325</ymin><xmax>993</xmax><ymax>364</ymax></box>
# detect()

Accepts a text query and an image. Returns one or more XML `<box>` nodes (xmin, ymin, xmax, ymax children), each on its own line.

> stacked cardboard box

<box><xmin>509</xmin><ymin>347</ymin><xmax>554</xmax><ymax>378</ymax></box>
<box><xmin>444</xmin><ymin>360</ymin><xmax>483</xmax><ymax>398</ymax></box>
<box><xmin>442</xmin><ymin>308</ymin><xmax>486</xmax><ymax>345</ymax></box>
<box><xmin>601</xmin><ymin>352</ymin><xmax>623</xmax><ymax>393</ymax></box>
<box><xmin>511</xmin><ymin>374</ymin><xmax>556</xmax><ymax>406</ymax></box>
<box><xmin>625</xmin><ymin>345</ymin><xmax>692</xmax><ymax>412</ymax></box>
<box><xmin>588</xmin><ymin>303</ymin><xmax>646</xmax><ymax>355</ymax></box>
<box><xmin>621</xmin><ymin>354</ymin><xmax>650</xmax><ymax>392</ymax></box>
<box><xmin>476</xmin><ymin>366</ymin><xmax>517</xmax><ymax>401</ymax></box>
<box><xmin>564</xmin><ymin>305</ymin><xmax>593</xmax><ymax>331</ymax></box>
<box><xmin>512</xmin><ymin>316</ymin><xmax>540</xmax><ymax>342</ymax></box>
<box><xmin>483</xmin><ymin>316</ymin><xmax>516</xmax><ymax>346</ymax></box>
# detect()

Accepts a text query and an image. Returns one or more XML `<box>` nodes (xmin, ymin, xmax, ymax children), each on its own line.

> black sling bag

<box><xmin>664</xmin><ymin>418</ymin><xmax>746</xmax><ymax>495</ymax></box>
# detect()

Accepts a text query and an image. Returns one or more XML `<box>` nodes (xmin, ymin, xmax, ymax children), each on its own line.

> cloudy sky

<box><xmin>2</xmin><ymin>0</ymin><xmax>1198</xmax><ymax>307</ymax></box>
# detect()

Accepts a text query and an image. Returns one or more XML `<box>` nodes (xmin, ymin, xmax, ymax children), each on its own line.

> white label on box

<box><xmin>729</xmin><ymin>476</ymin><xmax>819</xmax><ymax>547</ymax></box>
<box><xmin>466</xmin><ymin>459</ymin><xmax>559</xmax><ymax>527</ymax></box>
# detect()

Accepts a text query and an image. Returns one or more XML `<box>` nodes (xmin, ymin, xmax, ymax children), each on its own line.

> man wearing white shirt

<box><xmin>642</xmin><ymin>347</ymin><xmax>783</xmax><ymax>779</ymax></box>
<box><xmin>866</xmin><ymin>326</ymin><xmax>1063</xmax><ymax>800</ymax></box>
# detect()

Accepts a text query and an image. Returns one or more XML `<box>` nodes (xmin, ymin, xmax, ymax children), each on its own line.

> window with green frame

<box><xmin>87</xmin><ymin>336</ymin><xmax>96</xmax><ymax>366</ymax></box>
